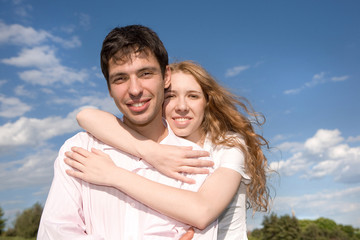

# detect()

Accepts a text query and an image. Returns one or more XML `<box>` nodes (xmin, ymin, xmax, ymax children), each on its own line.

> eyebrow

<box><xmin>166</xmin><ymin>90</ymin><xmax>203</xmax><ymax>94</ymax></box>
<box><xmin>109</xmin><ymin>66</ymin><xmax>159</xmax><ymax>80</ymax></box>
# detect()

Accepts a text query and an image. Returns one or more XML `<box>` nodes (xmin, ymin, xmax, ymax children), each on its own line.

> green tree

<box><xmin>249</xmin><ymin>228</ymin><xmax>263</xmax><ymax>240</ymax></box>
<box><xmin>314</xmin><ymin>217</ymin><xmax>348</xmax><ymax>239</ymax></box>
<box><xmin>0</xmin><ymin>206</ymin><xmax>6</xmax><ymax>235</ymax></box>
<box><xmin>14</xmin><ymin>202</ymin><xmax>43</xmax><ymax>238</ymax></box>
<box><xmin>301</xmin><ymin>222</ymin><xmax>326</xmax><ymax>240</ymax></box>
<box><xmin>262</xmin><ymin>213</ymin><xmax>280</xmax><ymax>239</ymax></box>
<box><xmin>277</xmin><ymin>214</ymin><xmax>301</xmax><ymax>240</ymax></box>
<box><xmin>262</xmin><ymin>213</ymin><xmax>301</xmax><ymax>240</ymax></box>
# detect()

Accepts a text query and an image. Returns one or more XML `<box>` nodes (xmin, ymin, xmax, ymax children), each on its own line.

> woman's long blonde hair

<box><xmin>170</xmin><ymin>61</ymin><xmax>270</xmax><ymax>212</ymax></box>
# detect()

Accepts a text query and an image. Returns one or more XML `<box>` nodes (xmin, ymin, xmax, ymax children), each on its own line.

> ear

<box><xmin>163</xmin><ymin>65</ymin><xmax>171</xmax><ymax>89</ymax></box>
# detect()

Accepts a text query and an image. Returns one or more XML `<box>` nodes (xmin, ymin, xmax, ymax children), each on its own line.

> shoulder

<box><xmin>63</xmin><ymin>131</ymin><xmax>96</xmax><ymax>147</ymax></box>
<box><xmin>59</xmin><ymin>131</ymin><xmax>110</xmax><ymax>156</ymax></box>
<box><xmin>208</xmin><ymin>132</ymin><xmax>251</xmax><ymax>182</ymax></box>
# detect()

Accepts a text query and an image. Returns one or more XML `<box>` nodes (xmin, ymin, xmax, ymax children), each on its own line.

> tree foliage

<box><xmin>0</xmin><ymin>205</ymin><xmax>6</xmax><ymax>235</ymax></box>
<box><xmin>261</xmin><ymin>213</ymin><xmax>300</xmax><ymax>240</ymax></box>
<box><xmin>13</xmin><ymin>202</ymin><xmax>43</xmax><ymax>238</ymax></box>
<box><xmin>249</xmin><ymin>213</ymin><xmax>360</xmax><ymax>240</ymax></box>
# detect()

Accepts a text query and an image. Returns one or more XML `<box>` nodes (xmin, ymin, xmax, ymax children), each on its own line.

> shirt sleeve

<box><xmin>37</xmin><ymin>133</ymin><xmax>104</xmax><ymax>240</ymax></box>
<box><xmin>218</xmin><ymin>143</ymin><xmax>251</xmax><ymax>184</ymax></box>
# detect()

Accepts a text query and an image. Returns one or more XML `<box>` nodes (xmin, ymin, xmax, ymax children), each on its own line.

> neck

<box><xmin>124</xmin><ymin>113</ymin><xmax>168</xmax><ymax>143</ymax></box>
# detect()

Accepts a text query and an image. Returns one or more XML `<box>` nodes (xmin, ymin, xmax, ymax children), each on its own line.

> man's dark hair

<box><xmin>100</xmin><ymin>25</ymin><xmax>168</xmax><ymax>86</ymax></box>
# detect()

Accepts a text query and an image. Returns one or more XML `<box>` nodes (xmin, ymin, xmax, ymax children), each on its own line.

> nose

<box><xmin>175</xmin><ymin>97</ymin><xmax>188</xmax><ymax>112</ymax></box>
<box><xmin>128</xmin><ymin>77</ymin><xmax>143</xmax><ymax>97</ymax></box>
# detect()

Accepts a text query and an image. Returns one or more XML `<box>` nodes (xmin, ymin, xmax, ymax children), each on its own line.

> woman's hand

<box><xmin>142</xmin><ymin>144</ymin><xmax>214</xmax><ymax>184</ymax></box>
<box><xmin>64</xmin><ymin>147</ymin><xmax>118</xmax><ymax>187</ymax></box>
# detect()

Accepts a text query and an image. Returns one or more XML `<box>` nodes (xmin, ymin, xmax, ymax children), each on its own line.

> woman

<box><xmin>65</xmin><ymin>61</ymin><xmax>270</xmax><ymax>239</ymax></box>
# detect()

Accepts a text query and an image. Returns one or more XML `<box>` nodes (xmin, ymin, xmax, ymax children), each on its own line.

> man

<box><xmin>38</xmin><ymin>25</ymin><xmax>216</xmax><ymax>239</ymax></box>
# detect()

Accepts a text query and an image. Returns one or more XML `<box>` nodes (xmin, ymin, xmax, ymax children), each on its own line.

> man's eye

<box><xmin>112</xmin><ymin>76</ymin><xmax>127</xmax><ymax>83</ymax></box>
<box><xmin>113</xmin><ymin>78</ymin><xmax>124</xmax><ymax>84</ymax></box>
<box><xmin>141</xmin><ymin>72</ymin><xmax>153</xmax><ymax>78</ymax></box>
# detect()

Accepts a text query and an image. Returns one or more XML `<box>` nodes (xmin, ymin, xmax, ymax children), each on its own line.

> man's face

<box><xmin>108</xmin><ymin>51</ymin><xmax>170</xmax><ymax>128</ymax></box>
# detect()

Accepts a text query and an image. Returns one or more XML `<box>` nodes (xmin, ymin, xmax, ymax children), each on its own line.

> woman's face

<box><xmin>164</xmin><ymin>71</ymin><xmax>206</xmax><ymax>145</ymax></box>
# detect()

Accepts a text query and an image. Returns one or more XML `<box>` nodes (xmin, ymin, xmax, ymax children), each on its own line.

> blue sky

<box><xmin>0</xmin><ymin>0</ymin><xmax>359</xmax><ymax>231</ymax></box>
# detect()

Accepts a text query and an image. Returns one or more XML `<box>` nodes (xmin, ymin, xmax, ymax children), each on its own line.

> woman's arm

<box><xmin>65</xmin><ymin>147</ymin><xmax>242</xmax><ymax>230</ymax></box>
<box><xmin>77</xmin><ymin>108</ymin><xmax>213</xmax><ymax>183</ymax></box>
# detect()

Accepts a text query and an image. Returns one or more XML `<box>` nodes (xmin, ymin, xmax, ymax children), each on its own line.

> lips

<box><xmin>172</xmin><ymin>116</ymin><xmax>192</xmax><ymax>128</ymax></box>
<box><xmin>126</xmin><ymin>99</ymin><xmax>151</xmax><ymax>113</ymax></box>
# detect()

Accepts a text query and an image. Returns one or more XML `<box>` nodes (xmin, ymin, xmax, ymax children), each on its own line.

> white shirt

<box><xmin>203</xmin><ymin>133</ymin><xmax>251</xmax><ymax>240</ymax></box>
<box><xmin>38</xmin><ymin>122</ymin><xmax>217</xmax><ymax>240</ymax></box>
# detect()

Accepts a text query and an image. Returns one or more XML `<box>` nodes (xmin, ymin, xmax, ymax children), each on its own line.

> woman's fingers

<box><xmin>180</xmin><ymin>166</ymin><xmax>210</xmax><ymax>175</ymax></box>
<box><xmin>172</xmin><ymin>173</ymin><xmax>196</xmax><ymax>184</ymax></box>
<box><xmin>64</xmin><ymin>157</ymin><xmax>85</xmax><ymax>172</ymax></box>
<box><xmin>71</xmin><ymin>146</ymin><xmax>92</xmax><ymax>158</ymax></box>
<box><xmin>180</xmin><ymin>158</ymin><xmax>214</xmax><ymax>168</ymax></box>
<box><xmin>184</xmin><ymin>149</ymin><xmax>210</xmax><ymax>158</ymax></box>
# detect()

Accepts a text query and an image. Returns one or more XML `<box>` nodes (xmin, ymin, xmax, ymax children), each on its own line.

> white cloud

<box><xmin>19</xmin><ymin>65</ymin><xmax>88</xmax><ymax>86</ymax></box>
<box><xmin>2</xmin><ymin>46</ymin><xmax>59</xmax><ymax>68</ymax></box>
<box><xmin>78</xmin><ymin>13</ymin><xmax>91</xmax><ymax>29</ymax></box>
<box><xmin>0</xmin><ymin>21</ymin><xmax>49</xmax><ymax>46</ymax></box>
<box><xmin>0</xmin><ymin>21</ymin><xmax>81</xmax><ymax>48</ymax></box>
<box><xmin>273</xmin><ymin>186</ymin><xmax>360</xmax><ymax>223</ymax></box>
<box><xmin>348</xmin><ymin>135</ymin><xmax>360</xmax><ymax>142</ymax></box>
<box><xmin>307</xmin><ymin>160</ymin><xmax>341</xmax><ymax>178</ymax></box>
<box><xmin>271</xmin><ymin>129</ymin><xmax>360</xmax><ymax>183</ymax></box>
<box><xmin>283</xmin><ymin>87</ymin><xmax>303</xmax><ymax>95</ymax></box>
<box><xmin>304</xmin><ymin>129</ymin><xmax>343</xmax><ymax>154</ymax></box>
<box><xmin>52</xmin><ymin>95</ymin><xmax>118</xmax><ymax>115</ymax></box>
<box><xmin>0</xmin><ymin>148</ymin><xmax>56</xmax><ymax>190</ymax></box>
<box><xmin>0</xmin><ymin>107</ymin><xmax>82</xmax><ymax>149</ymax></box>
<box><xmin>11</xmin><ymin>0</ymin><xmax>33</xmax><ymax>17</ymax></box>
<box><xmin>0</xmin><ymin>95</ymin><xmax>31</xmax><ymax>118</ymax></box>
<box><xmin>331</xmin><ymin>75</ymin><xmax>349</xmax><ymax>82</ymax></box>
<box><xmin>2</xmin><ymin>46</ymin><xmax>88</xmax><ymax>86</ymax></box>
<box><xmin>225</xmin><ymin>65</ymin><xmax>250</xmax><ymax>77</ymax></box>
<box><xmin>284</xmin><ymin>72</ymin><xmax>349</xmax><ymax>95</ymax></box>
<box><xmin>276</xmin><ymin>141</ymin><xmax>304</xmax><ymax>153</ymax></box>
<box><xmin>270</xmin><ymin>152</ymin><xmax>310</xmax><ymax>176</ymax></box>
<box><xmin>0</xmin><ymin>80</ymin><xmax>7</xmax><ymax>87</ymax></box>
<box><xmin>49</xmin><ymin>35</ymin><xmax>81</xmax><ymax>48</ymax></box>
<box><xmin>14</xmin><ymin>85</ymin><xmax>35</xmax><ymax>97</ymax></box>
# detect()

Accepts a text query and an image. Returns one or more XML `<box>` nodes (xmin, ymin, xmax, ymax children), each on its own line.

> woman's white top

<box><xmin>203</xmin><ymin>132</ymin><xmax>251</xmax><ymax>240</ymax></box>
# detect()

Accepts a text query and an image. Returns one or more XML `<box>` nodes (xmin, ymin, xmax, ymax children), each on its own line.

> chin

<box><xmin>172</xmin><ymin>130</ymin><xmax>191</xmax><ymax>138</ymax></box>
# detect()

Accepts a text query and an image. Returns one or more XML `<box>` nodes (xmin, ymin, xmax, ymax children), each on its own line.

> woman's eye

<box><xmin>165</xmin><ymin>94</ymin><xmax>175</xmax><ymax>99</ymax></box>
<box><xmin>189</xmin><ymin>95</ymin><xmax>199</xmax><ymax>99</ymax></box>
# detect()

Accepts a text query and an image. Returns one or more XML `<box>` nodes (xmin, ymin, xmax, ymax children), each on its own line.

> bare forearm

<box><xmin>109</xmin><ymin>167</ymin><xmax>240</xmax><ymax>229</ymax></box>
<box><xmin>77</xmin><ymin>108</ymin><xmax>154</xmax><ymax>159</ymax></box>
<box><xmin>110</xmin><ymin>167</ymin><xmax>211</xmax><ymax>229</ymax></box>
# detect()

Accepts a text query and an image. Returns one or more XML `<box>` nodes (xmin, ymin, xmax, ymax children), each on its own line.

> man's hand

<box><xmin>143</xmin><ymin>145</ymin><xmax>214</xmax><ymax>184</ymax></box>
<box><xmin>179</xmin><ymin>228</ymin><xmax>194</xmax><ymax>240</ymax></box>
